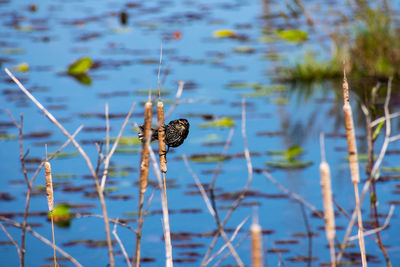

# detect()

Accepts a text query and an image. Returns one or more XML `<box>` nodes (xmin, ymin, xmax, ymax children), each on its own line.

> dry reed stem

<box><xmin>349</xmin><ymin>205</ymin><xmax>395</xmax><ymax>242</ymax></box>
<box><xmin>319</xmin><ymin>134</ymin><xmax>336</xmax><ymax>267</ymax></box>
<box><xmin>148</xmin><ymin>143</ymin><xmax>173</xmax><ymax>267</ymax></box>
<box><xmin>0</xmin><ymin>222</ymin><xmax>22</xmax><ymax>260</ymax></box>
<box><xmin>45</xmin><ymin>161</ymin><xmax>57</xmax><ymax>267</ymax></box>
<box><xmin>100</xmin><ymin>102</ymin><xmax>136</xmax><ymax>191</ymax></box>
<box><xmin>250</xmin><ymin>220</ymin><xmax>263</xmax><ymax>267</ymax></box>
<box><xmin>337</xmin><ymin>79</ymin><xmax>397</xmax><ymax>266</ymax></box>
<box><xmin>0</xmin><ymin>216</ymin><xmax>83</xmax><ymax>267</ymax></box>
<box><xmin>165</xmin><ymin>81</ymin><xmax>185</xmax><ymax>120</ymax></box>
<box><xmin>262</xmin><ymin>171</ymin><xmax>322</xmax><ymax>218</ymax></box>
<box><xmin>135</xmin><ymin>99</ymin><xmax>153</xmax><ymax>267</ymax></box>
<box><xmin>4</xmin><ymin>68</ymin><xmax>115</xmax><ymax>267</ymax></box>
<box><xmin>157</xmin><ymin>101</ymin><xmax>167</xmax><ymax>173</ymax></box>
<box><xmin>182</xmin><ymin>155</ymin><xmax>244</xmax><ymax>266</ymax></box>
<box><xmin>112</xmin><ymin>220</ymin><xmax>132</xmax><ymax>267</ymax></box>
<box><xmin>342</xmin><ymin>71</ymin><xmax>367</xmax><ymax>267</ymax></box>
<box><xmin>200</xmin><ymin>99</ymin><xmax>253</xmax><ymax>267</ymax></box>
<box><xmin>208</xmin><ymin>216</ymin><xmax>249</xmax><ymax>264</ymax></box>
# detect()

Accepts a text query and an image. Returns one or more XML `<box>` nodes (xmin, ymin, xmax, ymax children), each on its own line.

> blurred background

<box><xmin>0</xmin><ymin>0</ymin><xmax>399</xmax><ymax>266</ymax></box>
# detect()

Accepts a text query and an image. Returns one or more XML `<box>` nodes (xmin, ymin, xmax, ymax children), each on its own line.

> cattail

<box><xmin>320</xmin><ymin>160</ymin><xmax>336</xmax><ymax>267</ymax></box>
<box><xmin>45</xmin><ymin>160</ymin><xmax>57</xmax><ymax>267</ymax></box>
<box><xmin>44</xmin><ymin>161</ymin><xmax>54</xmax><ymax>211</ymax></box>
<box><xmin>135</xmin><ymin>96</ymin><xmax>153</xmax><ymax>267</ymax></box>
<box><xmin>139</xmin><ymin>101</ymin><xmax>152</xmax><ymax>193</ymax></box>
<box><xmin>157</xmin><ymin>101</ymin><xmax>167</xmax><ymax>173</ymax></box>
<box><xmin>250</xmin><ymin>222</ymin><xmax>263</xmax><ymax>267</ymax></box>
<box><xmin>342</xmin><ymin>71</ymin><xmax>367</xmax><ymax>267</ymax></box>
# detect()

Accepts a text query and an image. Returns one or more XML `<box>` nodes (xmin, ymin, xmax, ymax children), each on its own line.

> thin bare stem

<box><xmin>112</xmin><ymin>219</ymin><xmax>132</xmax><ymax>267</ymax></box>
<box><xmin>262</xmin><ymin>171</ymin><xmax>322</xmax><ymax>218</ymax></box>
<box><xmin>348</xmin><ymin>205</ymin><xmax>395</xmax><ymax>242</ymax></box>
<box><xmin>148</xmin><ymin>143</ymin><xmax>173</xmax><ymax>267</ymax></box>
<box><xmin>200</xmin><ymin>99</ymin><xmax>253</xmax><ymax>267</ymax></box>
<box><xmin>0</xmin><ymin>216</ymin><xmax>83</xmax><ymax>267</ymax></box>
<box><xmin>165</xmin><ymin>81</ymin><xmax>185</xmax><ymax>120</ymax></box>
<box><xmin>5</xmin><ymin>68</ymin><xmax>114</xmax><ymax>267</ymax></box>
<box><xmin>101</xmin><ymin>102</ymin><xmax>136</xmax><ymax>191</ymax></box>
<box><xmin>0</xmin><ymin>222</ymin><xmax>22</xmax><ymax>260</ymax></box>
<box><xmin>208</xmin><ymin>216</ymin><xmax>249</xmax><ymax>264</ymax></box>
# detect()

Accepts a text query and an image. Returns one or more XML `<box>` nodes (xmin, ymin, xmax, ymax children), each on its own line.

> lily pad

<box><xmin>199</xmin><ymin>117</ymin><xmax>235</xmax><ymax>128</ymax></box>
<box><xmin>52</xmin><ymin>151</ymin><xmax>79</xmax><ymax>159</ymax></box>
<box><xmin>111</xmin><ymin>136</ymin><xmax>141</xmax><ymax>146</ymax></box>
<box><xmin>67</xmin><ymin>57</ymin><xmax>93</xmax><ymax>75</ymax></box>
<box><xmin>115</xmin><ymin>148</ymin><xmax>140</xmax><ymax>154</ymax></box>
<box><xmin>226</xmin><ymin>82</ymin><xmax>259</xmax><ymax>89</ymax></box>
<box><xmin>49</xmin><ymin>203</ymin><xmax>71</xmax><ymax>227</ymax></box>
<box><xmin>213</xmin><ymin>29</ymin><xmax>237</xmax><ymax>38</ymax></box>
<box><xmin>266</xmin><ymin>160</ymin><xmax>312</xmax><ymax>169</ymax></box>
<box><xmin>284</xmin><ymin>146</ymin><xmax>303</xmax><ymax>161</ymax></box>
<box><xmin>233</xmin><ymin>46</ymin><xmax>255</xmax><ymax>54</ymax></box>
<box><xmin>0</xmin><ymin>134</ymin><xmax>16</xmax><ymax>140</ymax></box>
<box><xmin>189</xmin><ymin>154</ymin><xmax>227</xmax><ymax>163</ymax></box>
<box><xmin>13</xmin><ymin>62</ymin><xmax>29</xmax><ymax>72</ymax></box>
<box><xmin>381</xmin><ymin>166</ymin><xmax>400</xmax><ymax>172</ymax></box>
<box><xmin>276</xmin><ymin>29</ymin><xmax>308</xmax><ymax>43</ymax></box>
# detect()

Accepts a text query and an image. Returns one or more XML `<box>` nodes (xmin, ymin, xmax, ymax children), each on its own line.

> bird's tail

<box><xmin>138</xmin><ymin>125</ymin><xmax>159</xmax><ymax>143</ymax></box>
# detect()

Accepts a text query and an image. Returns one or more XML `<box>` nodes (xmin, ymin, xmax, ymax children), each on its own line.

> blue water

<box><xmin>0</xmin><ymin>0</ymin><xmax>399</xmax><ymax>266</ymax></box>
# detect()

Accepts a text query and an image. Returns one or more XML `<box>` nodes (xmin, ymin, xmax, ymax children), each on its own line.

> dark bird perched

<box><xmin>138</xmin><ymin>119</ymin><xmax>189</xmax><ymax>154</ymax></box>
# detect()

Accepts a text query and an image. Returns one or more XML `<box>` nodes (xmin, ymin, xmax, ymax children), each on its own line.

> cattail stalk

<box><xmin>342</xmin><ymin>71</ymin><xmax>367</xmax><ymax>267</ymax></box>
<box><xmin>157</xmin><ymin>101</ymin><xmax>167</xmax><ymax>173</ymax></box>
<box><xmin>319</xmin><ymin>142</ymin><xmax>336</xmax><ymax>267</ymax></box>
<box><xmin>45</xmin><ymin>161</ymin><xmax>57</xmax><ymax>267</ymax></box>
<box><xmin>134</xmin><ymin>98</ymin><xmax>153</xmax><ymax>267</ymax></box>
<box><xmin>250</xmin><ymin>220</ymin><xmax>263</xmax><ymax>267</ymax></box>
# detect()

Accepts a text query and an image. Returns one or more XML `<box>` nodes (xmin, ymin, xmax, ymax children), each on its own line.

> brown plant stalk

<box><xmin>250</xmin><ymin>217</ymin><xmax>263</xmax><ymax>267</ymax></box>
<box><xmin>342</xmin><ymin>70</ymin><xmax>367</xmax><ymax>266</ymax></box>
<box><xmin>134</xmin><ymin>97</ymin><xmax>152</xmax><ymax>267</ymax></box>
<box><xmin>319</xmin><ymin>134</ymin><xmax>336</xmax><ymax>267</ymax></box>
<box><xmin>45</xmin><ymin>161</ymin><xmax>57</xmax><ymax>267</ymax></box>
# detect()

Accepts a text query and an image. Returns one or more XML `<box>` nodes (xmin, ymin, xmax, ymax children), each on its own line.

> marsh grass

<box><xmin>281</xmin><ymin>1</ymin><xmax>400</xmax><ymax>82</ymax></box>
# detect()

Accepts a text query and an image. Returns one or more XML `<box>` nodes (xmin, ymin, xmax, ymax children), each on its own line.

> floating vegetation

<box><xmin>115</xmin><ymin>148</ymin><xmax>140</xmax><ymax>154</ymax></box>
<box><xmin>49</xmin><ymin>203</ymin><xmax>71</xmax><ymax>227</ymax></box>
<box><xmin>233</xmin><ymin>46</ymin><xmax>255</xmax><ymax>54</ymax></box>
<box><xmin>52</xmin><ymin>173</ymin><xmax>78</xmax><ymax>179</ymax></box>
<box><xmin>198</xmin><ymin>117</ymin><xmax>235</xmax><ymax>128</ymax></box>
<box><xmin>276</xmin><ymin>29</ymin><xmax>308</xmax><ymax>43</ymax></box>
<box><xmin>189</xmin><ymin>153</ymin><xmax>227</xmax><ymax>163</ymax></box>
<box><xmin>12</xmin><ymin>62</ymin><xmax>29</xmax><ymax>72</ymax></box>
<box><xmin>52</xmin><ymin>151</ymin><xmax>80</xmax><ymax>159</ymax></box>
<box><xmin>0</xmin><ymin>134</ymin><xmax>16</xmax><ymax>140</ymax></box>
<box><xmin>110</xmin><ymin>136</ymin><xmax>141</xmax><ymax>146</ymax></box>
<box><xmin>67</xmin><ymin>57</ymin><xmax>93</xmax><ymax>75</ymax></box>
<box><xmin>267</xmin><ymin>146</ymin><xmax>312</xmax><ymax>169</ymax></box>
<box><xmin>266</xmin><ymin>160</ymin><xmax>312</xmax><ymax>169</ymax></box>
<box><xmin>212</xmin><ymin>29</ymin><xmax>237</xmax><ymax>38</ymax></box>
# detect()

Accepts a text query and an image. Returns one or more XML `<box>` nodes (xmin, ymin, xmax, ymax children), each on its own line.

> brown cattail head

<box><xmin>320</xmin><ymin>161</ymin><xmax>335</xmax><ymax>242</ymax></box>
<box><xmin>250</xmin><ymin>222</ymin><xmax>263</xmax><ymax>267</ymax></box>
<box><xmin>343</xmin><ymin>104</ymin><xmax>360</xmax><ymax>184</ymax></box>
<box><xmin>342</xmin><ymin>69</ymin><xmax>349</xmax><ymax>105</ymax></box>
<box><xmin>139</xmin><ymin>101</ymin><xmax>153</xmax><ymax>193</ymax></box>
<box><xmin>157</xmin><ymin>101</ymin><xmax>167</xmax><ymax>173</ymax></box>
<box><xmin>44</xmin><ymin>161</ymin><xmax>54</xmax><ymax>211</ymax></box>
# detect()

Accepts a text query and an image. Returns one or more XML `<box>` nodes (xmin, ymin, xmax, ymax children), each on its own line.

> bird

<box><xmin>138</xmin><ymin>118</ymin><xmax>189</xmax><ymax>154</ymax></box>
